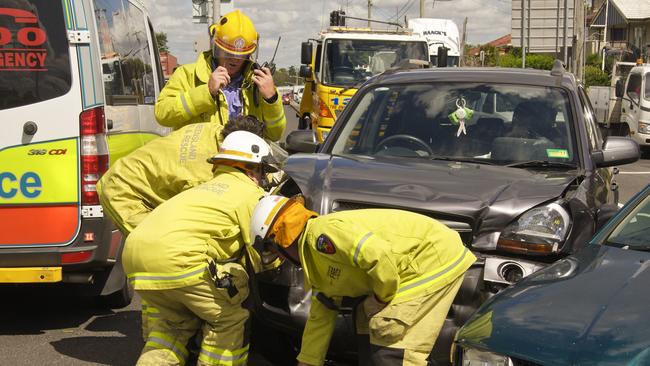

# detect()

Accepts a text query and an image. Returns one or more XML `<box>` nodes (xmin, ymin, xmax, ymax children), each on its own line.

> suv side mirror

<box><xmin>299</xmin><ymin>65</ymin><xmax>313</xmax><ymax>78</ymax></box>
<box><xmin>591</xmin><ymin>136</ymin><xmax>640</xmax><ymax>168</ymax></box>
<box><xmin>286</xmin><ymin>130</ymin><xmax>319</xmax><ymax>154</ymax></box>
<box><xmin>301</xmin><ymin>42</ymin><xmax>312</xmax><ymax>65</ymax></box>
<box><xmin>615</xmin><ymin>79</ymin><xmax>624</xmax><ymax>98</ymax></box>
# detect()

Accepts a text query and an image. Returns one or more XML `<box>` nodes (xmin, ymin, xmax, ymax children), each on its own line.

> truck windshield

<box><xmin>0</xmin><ymin>0</ymin><xmax>72</xmax><ymax>111</ymax></box>
<box><xmin>322</xmin><ymin>39</ymin><xmax>428</xmax><ymax>87</ymax></box>
<box><xmin>430</xmin><ymin>55</ymin><xmax>459</xmax><ymax>67</ymax></box>
<box><xmin>332</xmin><ymin>83</ymin><xmax>577</xmax><ymax>166</ymax></box>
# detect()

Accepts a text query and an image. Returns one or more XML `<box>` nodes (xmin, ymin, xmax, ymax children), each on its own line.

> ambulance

<box><xmin>0</xmin><ymin>0</ymin><xmax>169</xmax><ymax>307</ymax></box>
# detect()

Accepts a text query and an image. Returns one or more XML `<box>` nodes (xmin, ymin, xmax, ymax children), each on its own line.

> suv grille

<box><xmin>332</xmin><ymin>200</ymin><xmax>474</xmax><ymax>245</ymax></box>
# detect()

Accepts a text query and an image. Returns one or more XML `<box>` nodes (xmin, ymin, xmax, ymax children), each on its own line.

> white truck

<box><xmin>588</xmin><ymin>61</ymin><xmax>650</xmax><ymax>149</ymax></box>
<box><xmin>407</xmin><ymin>18</ymin><xmax>461</xmax><ymax>67</ymax></box>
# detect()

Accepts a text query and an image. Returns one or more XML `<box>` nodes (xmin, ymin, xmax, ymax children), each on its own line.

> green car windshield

<box><xmin>331</xmin><ymin>83</ymin><xmax>577</xmax><ymax>166</ymax></box>
<box><xmin>607</xmin><ymin>193</ymin><xmax>650</xmax><ymax>249</ymax></box>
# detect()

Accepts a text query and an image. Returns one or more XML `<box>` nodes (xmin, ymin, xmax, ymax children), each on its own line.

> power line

<box><xmin>399</xmin><ymin>0</ymin><xmax>417</xmax><ymax>20</ymax></box>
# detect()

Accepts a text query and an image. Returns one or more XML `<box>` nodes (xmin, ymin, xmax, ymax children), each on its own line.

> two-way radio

<box><xmin>252</xmin><ymin>36</ymin><xmax>281</xmax><ymax>75</ymax></box>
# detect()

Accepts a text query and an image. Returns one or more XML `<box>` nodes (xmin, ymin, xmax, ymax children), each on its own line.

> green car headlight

<box><xmin>461</xmin><ymin>348</ymin><xmax>513</xmax><ymax>366</ymax></box>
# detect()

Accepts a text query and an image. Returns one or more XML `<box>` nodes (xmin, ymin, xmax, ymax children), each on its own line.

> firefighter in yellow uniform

<box><xmin>122</xmin><ymin>131</ymin><xmax>277</xmax><ymax>366</ymax></box>
<box><xmin>250</xmin><ymin>196</ymin><xmax>477</xmax><ymax>366</ymax></box>
<box><xmin>97</xmin><ymin>116</ymin><xmax>265</xmax><ymax>337</ymax></box>
<box><xmin>155</xmin><ymin>9</ymin><xmax>285</xmax><ymax>141</ymax></box>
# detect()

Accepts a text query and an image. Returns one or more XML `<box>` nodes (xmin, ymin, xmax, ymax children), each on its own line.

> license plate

<box><xmin>0</xmin><ymin>267</ymin><xmax>62</xmax><ymax>283</ymax></box>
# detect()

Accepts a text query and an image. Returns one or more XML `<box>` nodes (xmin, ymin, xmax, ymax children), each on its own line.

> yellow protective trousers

<box><xmin>355</xmin><ymin>274</ymin><xmax>465</xmax><ymax>366</ymax></box>
<box><xmin>136</xmin><ymin>264</ymin><xmax>250</xmax><ymax>366</ymax></box>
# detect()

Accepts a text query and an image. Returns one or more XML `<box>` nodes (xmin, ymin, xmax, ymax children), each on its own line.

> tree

<box><xmin>584</xmin><ymin>65</ymin><xmax>610</xmax><ymax>88</ymax></box>
<box><xmin>273</xmin><ymin>68</ymin><xmax>291</xmax><ymax>86</ymax></box>
<box><xmin>156</xmin><ymin>32</ymin><xmax>169</xmax><ymax>53</ymax></box>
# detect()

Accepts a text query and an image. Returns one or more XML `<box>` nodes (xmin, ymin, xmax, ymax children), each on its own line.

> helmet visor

<box><xmin>212</xmin><ymin>42</ymin><xmax>254</xmax><ymax>61</ymax></box>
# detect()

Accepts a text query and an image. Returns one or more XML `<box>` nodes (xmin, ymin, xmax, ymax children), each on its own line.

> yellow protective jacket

<box><xmin>154</xmin><ymin>51</ymin><xmax>286</xmax><ymax>141</ymax></box>
<box><xmin>296</xmin><ymin>209</ymin><xmax>476</xmax><ymax>366</ymax></box>
<box><xmin>121</xmin><ymin>166</ymin><xmax>265</xmax><ymax>290</ymax></box>
<box><xmin>97</xmin><ymin>122</ymin><xmax>221</xmax><ymax>234</ymax></box>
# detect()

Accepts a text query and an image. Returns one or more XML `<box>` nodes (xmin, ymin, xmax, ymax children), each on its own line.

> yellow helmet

<box><xmin>209</xmin><ymin>10</ymin><xmax>258</xmax><ymax>58</ymax></box>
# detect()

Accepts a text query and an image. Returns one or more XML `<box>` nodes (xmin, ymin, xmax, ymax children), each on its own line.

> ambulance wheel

<box><xmin>100</xmin><ymin>277</ymin><xmax>134</xmax><ymax>309</ymax></box>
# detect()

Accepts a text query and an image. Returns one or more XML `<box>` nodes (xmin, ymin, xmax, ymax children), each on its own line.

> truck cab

<box><xmin>298</xmin><ymin>18</ymin><xmax>429</xmax><ymax>142</ymax></box>
<box><xmin>619</xmin><ymin>64</ymin><xmax>650</xmax><ymax>148</ymax></box>
<box><xmin>407</xmin><ymin>18</ymin><xmax>461</xmax><ymax>67</ymax></box>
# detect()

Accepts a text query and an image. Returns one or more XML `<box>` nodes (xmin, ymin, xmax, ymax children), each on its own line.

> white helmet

<box><xmin>250</xmin><ymin>195</ymin><xmax>292</xmax><ymax>242</ymax></box>
<box><xmin>208</xmin><ymin>130</ymin><xmax>278</xmax><ymax>171</ymax></box>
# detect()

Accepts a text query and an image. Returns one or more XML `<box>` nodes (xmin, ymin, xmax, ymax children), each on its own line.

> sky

<box><xmin>141</xmin><ymin>0</ymin><xmax>512</xmax><ymax>68</ymax></box>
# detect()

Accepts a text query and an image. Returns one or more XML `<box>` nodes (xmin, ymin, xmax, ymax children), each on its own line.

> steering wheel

<box><xmin>375</xmin><ymin>134</ymin><xmax>434</xmax><ymax>156</ymax></box>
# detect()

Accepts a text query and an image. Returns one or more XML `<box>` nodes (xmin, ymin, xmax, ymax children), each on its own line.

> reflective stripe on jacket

<box><xmin>296</xmin><ymin>209</ymin><xmax>476</xmax><ymax>366</ymax></box>
<box><xmin>154</xmin><ymin>51</ymin><xmax>286</xmax><ymax>142</ymax></box>
<box><xmin>97</xmin><ymin>122</ymin><xmax>221</xmax><ymax>234</ymax></box>
<box><xmin>122</xmin><ymin>166</ymin><xmax>265</xmax><ymax>290</ymax></box>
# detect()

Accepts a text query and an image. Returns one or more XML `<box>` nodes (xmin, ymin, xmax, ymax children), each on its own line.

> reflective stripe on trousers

<box><xmin>198</xmin><ymin>344</ymin><xmax>249</xmax><ymax>365</ymax></box>
<box><xmin>144</xmin><ymin>331</ymin><xmax>190</xmax><ymax>365</ymax></box>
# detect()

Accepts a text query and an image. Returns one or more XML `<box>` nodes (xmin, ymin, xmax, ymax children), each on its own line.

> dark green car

<box><xmin>454</xmin><ymin>184</ymin><xmax>650</xmax><ymax>366</ymax></box>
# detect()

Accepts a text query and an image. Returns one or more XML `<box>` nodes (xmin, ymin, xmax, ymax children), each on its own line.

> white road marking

<box><xmin>618</xmin><ymin>171</ymin><xmax>650</xmax><ymax>175</ymax></box>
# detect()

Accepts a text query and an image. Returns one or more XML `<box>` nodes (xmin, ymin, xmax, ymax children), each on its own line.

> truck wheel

<box><xmin>100</xmin><ymin>276</ymin><xmax>134</xmax><ymax>309</ymax></box>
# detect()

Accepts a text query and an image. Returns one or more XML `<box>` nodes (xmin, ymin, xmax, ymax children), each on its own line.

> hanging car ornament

<box><xmin>448</xmin><ymin>97</ymin><xmax>474</xmax><ymax>137</ymax></box>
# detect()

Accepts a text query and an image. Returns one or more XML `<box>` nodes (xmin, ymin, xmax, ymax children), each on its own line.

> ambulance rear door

<box><xmin>0</xmin><ymin>0</ymin><xmax>84</xmax><ymax>248</ymax></box>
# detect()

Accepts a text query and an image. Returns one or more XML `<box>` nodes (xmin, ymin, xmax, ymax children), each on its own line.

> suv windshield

<box><xmin>606</xmin><ymin>193</ymin><xmax>650</xmax><ymax>249</ymax></box>
<box><xmin>332</xmin><ymin>83</ymin><xmax>577</xmax><ymax>166</ymax></box>
<box><xmin>322</xmin><ymin>39</ymin><xmax>428</xmax><ymax>87</ymax></box>
<box><xmin>0</xmin><ymin>0</ymin><xmax>71</xmax><ymax>110</ymax></box>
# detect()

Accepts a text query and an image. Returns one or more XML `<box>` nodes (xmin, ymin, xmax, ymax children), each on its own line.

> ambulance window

<box><xmin>94</xmin><ymin>0</ymin><xmax>156</xmax><ymax>105</ymax></box>
<box><xmin>0</xmin><ymin>0</ymin><xmax>72</xmax><ymax>111</ymax></box>
<box><xmin>149</xmin><ymin>20</ymin><xmax>164</xmax><ymax>91</ymax></box>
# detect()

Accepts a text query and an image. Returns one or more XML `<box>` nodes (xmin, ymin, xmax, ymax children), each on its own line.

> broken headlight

<box><xmin>497</xmin><ymin>202</ymin><xmax>570</xmax><ymax>255</ymax></box>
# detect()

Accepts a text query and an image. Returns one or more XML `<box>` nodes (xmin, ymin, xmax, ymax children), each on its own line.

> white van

<box><xmin>0</xmin><ymin>0</ymin><xmax>169</xmax><ymax>307</ymax></box>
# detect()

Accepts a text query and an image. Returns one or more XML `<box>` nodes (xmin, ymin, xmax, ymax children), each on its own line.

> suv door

<box><xmin>579</xmin><ymin>86</ymin><xmax>615</xmax><ymax>206</ymax></box>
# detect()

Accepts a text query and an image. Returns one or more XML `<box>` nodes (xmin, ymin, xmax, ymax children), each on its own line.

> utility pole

<box><xmin>460</xmin><ymin>17</ymin><xmax>468</xmax><ymax>66</ymax></box>
<box><xmin>555</xmin><ymin>0</ymin><xmax>561</xmax><ymax>59</ymax></box>
<box><xmin>521</xmin><ymin>0</ymin><xmax>526</xmax><ymax>68</ymax></box>
<box><xmin>213</xmin><ymin>0</ymin><xmax>220</xmax><ymax>24</ymax></box>
<box><xmin>573</xmin><ymin>0</ymin><xmax>585</xmax><ymax>78</ymax></box>
<box><xmin>602</xmin><ymin>0</ymin><xmax>609</xmax><ymax>71</ymax></box>
<box><xmin>420</xmin><ymin>0</ymin><xmax>425</xmax><ymax>18</ymax></box>
<box><xmin>368</xmin><ymin>0</ymin><xmax>372</xmax><ymax>27</ymax></box>
<box><xmin>563</xmin><ymin>0</ymin><xmax>568</xmax><ymax>64</ymax></box>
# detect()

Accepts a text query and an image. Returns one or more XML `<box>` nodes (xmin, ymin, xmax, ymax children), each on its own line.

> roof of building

<box><xmin>591</xmin><ymin>0</ymin><xmax>650</xmax><ymax>27</ymax></box>
<box><xmin>488</xmin><ymin>34</ymin><xmax>512</xmax><ymax>48</ymax></box>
